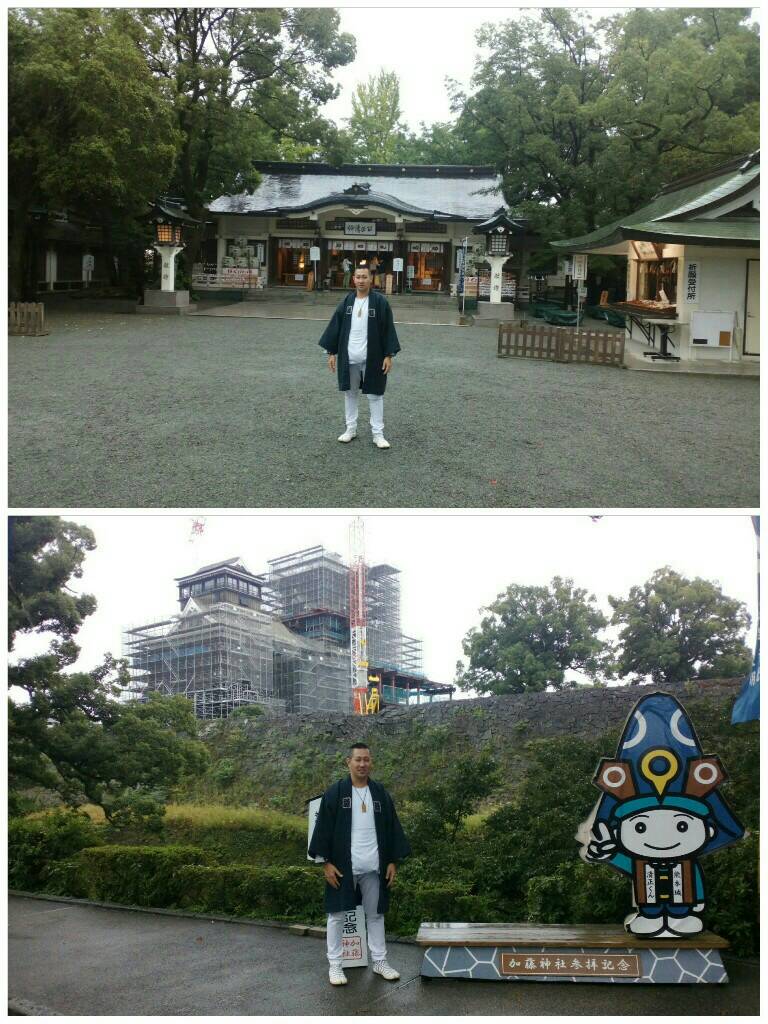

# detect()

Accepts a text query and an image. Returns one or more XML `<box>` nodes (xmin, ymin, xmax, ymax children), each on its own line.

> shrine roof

<box><xmin>209</xmin><ymin>163</ymin><xmax>504</xmax><ymax>221</ymax></box>
<box><xmin>552</xmin><ymin>153</ymin><xmax>759</xmax><ymax>252</ymax></box>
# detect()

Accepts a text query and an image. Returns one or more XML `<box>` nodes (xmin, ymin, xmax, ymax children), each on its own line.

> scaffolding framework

<box><xmin>123</xmin><ymin>601</ymin><xmax>351</xmax><ymax>718</ymax></box>
<box><xmin>124</xmin><ymin>544</ymin><xmax>451</xmax><ymax>720</ymax></box>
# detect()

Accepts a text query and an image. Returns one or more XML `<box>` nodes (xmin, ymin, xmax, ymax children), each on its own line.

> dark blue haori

<box><xmin>308</xmin><ymin>776</ymin><xmax>411</xmax><ymax>914</ymax></box>
<box><xmin>318</xmin><ymin>290</ymin><xmax>401</xmax><ymax>396</ymax></box>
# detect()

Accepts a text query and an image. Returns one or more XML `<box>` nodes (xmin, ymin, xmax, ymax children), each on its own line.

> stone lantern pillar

<box><xmin>139</xmin><ymin>203</ymin><xmax>200</xmax><ymax>316</ymax></box>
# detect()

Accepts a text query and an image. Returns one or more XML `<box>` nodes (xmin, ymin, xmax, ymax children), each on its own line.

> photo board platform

<box><xmin>417</xmin><ymin>923</ymin><xmax>729</xmax><ymax>983</ymax></box>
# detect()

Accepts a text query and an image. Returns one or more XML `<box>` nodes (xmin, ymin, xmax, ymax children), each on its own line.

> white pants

<box><xmin>326</xmin><ymin>870</ymin><xmax>386</xmax><ymax>965</ymax></box>
<box><xmin>345</xmin><ymin>363</ymin><xmax>384</xmax><ymax>438</ymax></box>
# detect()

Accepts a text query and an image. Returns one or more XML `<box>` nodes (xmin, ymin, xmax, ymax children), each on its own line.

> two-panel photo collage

<box><xmin>6</xmin><ymin>4</ymin><xmax>760</xmax><ymax>1018</ymax></box>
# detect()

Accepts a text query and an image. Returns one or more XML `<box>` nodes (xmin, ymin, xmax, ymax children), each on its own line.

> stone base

<box><xmin>139</xmin><ymin>289</ymin><xmax>196</xmax><ymax>314</ymax></box>
<box><xmin>417</xmin><ymin>924</ymin><xmax>729</xmax><ymax>984</ymax></box>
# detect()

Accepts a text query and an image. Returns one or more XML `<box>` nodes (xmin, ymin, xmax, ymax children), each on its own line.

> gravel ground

<box><xmin>8</xmin><ymin>310</ymin><xmax>759</xmax><ymax>508</ymax></box>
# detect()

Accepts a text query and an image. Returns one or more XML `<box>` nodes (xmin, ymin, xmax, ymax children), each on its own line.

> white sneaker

<box><xmin>328</xmin><ymin>964</ymin><xmax>348</xmax><ymax>986</ymax></box>
<box><xmin>372</xmin><ymin>960</ymin><xmax>400</xmax><ymax>981</ymax></box>
<box><xmin>373</xmin><ymin>436</ymin><xmax>391</xmax><ymax>450</ymax></box>
<box><xmin>338</xmin><ymin>430</ymin><xmax>357</xmax><ymax>443</ymax></box>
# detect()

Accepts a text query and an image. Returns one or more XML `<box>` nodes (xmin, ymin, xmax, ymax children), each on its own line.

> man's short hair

<box><xmin>349</xmin><ymin>742</ymin><xmax>370</xmax><ymax>753</ymax></box>
<box><xmin>354</xmin><ymin>265</ymin><xmax>371</xmax><ymax>274</ymax></box>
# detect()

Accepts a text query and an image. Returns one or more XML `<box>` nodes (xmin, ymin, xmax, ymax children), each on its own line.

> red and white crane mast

<box><xmin>348</xmin><ymin>516</ymin><xmax>368</xmax><ymax>715</ymax></box>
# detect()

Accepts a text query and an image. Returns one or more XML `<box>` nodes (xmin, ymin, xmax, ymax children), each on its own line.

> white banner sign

<box><xmin>392</xmin><ymin>257</ymin><xmax>404</xmax><ymax>272</ymax></box>
<box><xmin>310</xmin><ymin>246</ymin><xmax>320</xmax><ymax>262</ymax></box>
<box><xmin>572</xmin><ymin>254</ymin><xmax>588</xmax><ymax>281</ymax></box>
<box><xmin>345</xmin><ymin>221</ymin><xmax>376</xmax><ymax>236</ymax></box>
<box><xmin>339</xmin><ymin>905</ymin><xmax>369</xmax><ymax>967</ymax></box>
<box><xmin>684</xmin><ymin>261</ymin><xmax>699</xmax><ymax>303</ymax></box>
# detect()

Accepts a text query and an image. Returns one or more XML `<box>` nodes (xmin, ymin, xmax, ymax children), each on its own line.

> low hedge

<box><xmin>9</xmin><ymin>811</ymin><xmax>105</xmax><ymax>893</ymax></box>
<box><xmin>175</xmin><ymin>867</ymin><xmax>487</xmax><ymax>935</ymax></box>
<box><xmin>177</xmin><ymin>864</ymin><xmax>325</xmax><ymax>921</ymax></box>
<box><xmin>69</xmin><ymin>845</ymin><xmax>210</xmax><ymax>906</ymax></box>
<box><xmin>109</xmin><ymin>804</ymin><xmax>307</xmax><ymax>867</ymax></box>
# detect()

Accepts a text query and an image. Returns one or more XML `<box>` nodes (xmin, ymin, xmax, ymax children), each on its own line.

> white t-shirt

<box><xmin>350</xmin><ymin>785</ymin><xmax>380</xmax><ymax>876</ymax></box>
<box><xmin>347</xmin><ymin>296</ymin><xmax>369</xmax><ymax>365</ymax></box>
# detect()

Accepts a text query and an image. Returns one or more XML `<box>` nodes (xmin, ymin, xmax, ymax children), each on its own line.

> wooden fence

<box><xmin>9</xmin><ymin>302</ymin><xmax>48</xmax><ymax>337</ymax></box>
<box><xmin>497</xmin><ymin>323</ymin><xmax>624</xmax><ymax>367</ymax></box>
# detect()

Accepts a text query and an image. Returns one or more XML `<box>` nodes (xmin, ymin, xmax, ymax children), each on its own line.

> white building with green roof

<box><xmin>552</xmin><ymin>153</ymin><xmax>759</xmax><ymax>370</ymax></box>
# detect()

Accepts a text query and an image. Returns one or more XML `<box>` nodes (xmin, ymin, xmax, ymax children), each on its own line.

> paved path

<box><xmin>7</xmin><ymin>896</ymin><xmax>760</xmax><ymax>1016</ymax></box>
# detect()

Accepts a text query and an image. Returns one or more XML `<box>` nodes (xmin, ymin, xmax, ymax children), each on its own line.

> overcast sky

<box><xmin>322</xmin><ymin>5</ymin><xmax>759</xmax><ymax>129</ymax></box>
<box><xmin>10</xmin><ymin>514</ymin><xmax>759</xmax><ymax>692</ymax></box>
<box><xmin>323</xmin><ymin>7</ymin><xmax>507</xmax><ymax>128</ymax></box>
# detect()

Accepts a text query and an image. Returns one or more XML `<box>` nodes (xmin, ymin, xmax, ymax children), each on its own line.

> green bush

<box><xmin>705</xmin><ymin>831</ymin><xmax>759</xmax><ymax>958</ymax></box>
<box><xmin>525</xmin><ymin>861</ymin><xmax>627</xmax><ymax>924</ymax></box>
<box><xmin>177</xmin><ymin>864</ymin><xmax>324</xmax><ymax>921</ymax></box>
<box><xmin>9</xmin><ymin>811</ymin><xmax>104</xmax><ymax>892</ymax></box>
<box><xmin>108</xmin><ymin>789</ymin><xmax>166</xmax><ymax>834</ymax></box>
<box><xmin>386</xmin><ymin>882</ymin><xmax>474</xmax><ymax>935</ymax></box>
<box><xmin>72</xmin><ymin>844</ymin><xmax>210</xmax><ymax>906</ymax></box>
<box><xmin>105</xmin><ymin>804</ymin><xmax>308</xmax><ymax>867</ymax></box>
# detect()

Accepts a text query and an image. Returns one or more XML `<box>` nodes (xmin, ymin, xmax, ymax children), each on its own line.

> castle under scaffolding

<box><xmin>123</xmin><ymin>550</ymin><xmax>452</xmax><ymax>719</ymax></box>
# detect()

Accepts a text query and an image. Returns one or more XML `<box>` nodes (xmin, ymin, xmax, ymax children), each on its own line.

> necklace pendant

<box><xmin>362</xmin><ymin>801</ymin><xmax>367</xmax><ymax>812</ymax></box>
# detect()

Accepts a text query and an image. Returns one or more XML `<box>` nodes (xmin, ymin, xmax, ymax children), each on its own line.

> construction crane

<box><xmin>349</xmin><ymin>516</ymin><xmax>369</xmax><ymax>715</ymax></box>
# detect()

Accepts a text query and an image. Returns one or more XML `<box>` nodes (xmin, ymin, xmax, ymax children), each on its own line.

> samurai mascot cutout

<box><xmin>577</xmin><ymin>692</ymin><xmax>745</xmax><ymax>938</ymax></box>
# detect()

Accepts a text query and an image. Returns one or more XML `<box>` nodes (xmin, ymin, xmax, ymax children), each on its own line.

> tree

<box><xmin>609</xmin><ymin>567</ymin><xmax>752</xmax><ymax>685</ymax></box>
<box><xmin>137</xmin><ymin>8</ymin><xmax>356</xmax><ymax>263</ymax></box>
<box><xmin>450</xmin><ymin>8</ymin><xmax>759</xmax><ymax>242</ymax></box>
<box><xmin>347</xmin><ymin>70</ymin><xmax>407</xmax><ymax>162</ymax></box>
<box><xmin>8</xmin><ymin>9</ymin><xmax>179</xmax><ymax>297</ymax></box>
<box><xmin>405</xmin><ymin>752</ymin><xmax>501</xmax><ymax>850</ymax></box>
<box><xmin>8</xmin><ymin>517</ymin><xmax>97</xmax><ymax>650</ymax></box>
<box><xmin>8</xmin><ymin>516</ymin><xmax>208</xmax><ymax>816</ymax></box>
<box><xmin>456</xmin><ymin>577</ymin><xmax>608</xmax><ymax>694</ymax></box>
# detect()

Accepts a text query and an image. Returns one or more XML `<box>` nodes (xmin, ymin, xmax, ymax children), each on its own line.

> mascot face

<box><xmin>618</xmin><ymin>809</ymin><xmax>711</xmax><ymax>859</ymax></box>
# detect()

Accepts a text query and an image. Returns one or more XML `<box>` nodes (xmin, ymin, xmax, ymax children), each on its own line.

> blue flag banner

<box><xmin>732</xmin><ymin>638</ymin><xmax>760</xmax><ymax>723</ymax></box>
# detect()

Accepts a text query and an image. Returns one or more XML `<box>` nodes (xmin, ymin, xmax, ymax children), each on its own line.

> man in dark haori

<box><xmin>318</xmin><ymin>265</ymin><xmax>401</xmax><ymax>450</ymax></box>
<box><xmin>308</xmin><ymin>742</ymin><xmax>411</xmax><ymax>986</ymax></box>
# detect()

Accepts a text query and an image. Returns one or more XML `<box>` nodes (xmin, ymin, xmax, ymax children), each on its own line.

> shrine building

<box><xmin>201</xmin><ymin>162</ymin><xmax>513</xmax><ymax>297</ymax></box>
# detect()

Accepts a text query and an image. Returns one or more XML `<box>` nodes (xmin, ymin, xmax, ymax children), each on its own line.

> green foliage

<box><xmin>8</xmin><ymin>9</ymin><xmax>179</xmax><ymax>297</ymax></box>
<box><xmin>9</xmin><ymin>517</ymin><xmax>209</xmax><ymax>817</ymax></box>
<box><xmin>208</xmin><ymin>758</ymin><xmax>238</xmax><ymax>787</ymax></box>
<box><xmin>440</xmin><ymin>8</ymin><xmax>758</xmax><ymax>242</ymax></box>
<box><xmin>230</xmin><ymin>704</ymin><xmax>264</xmax><ymax>719</ymax></box>
<box><xmin>138</xmin><ymin>7</ymin><xmax>356</xmax><ymax>262</ymax></box>
<box><xmin>347</xmin><ymin>70</ymin><xmax>406</xmax><ymax>162</ymax></box>
<box><xmin>525</xmin><ymin>862</ymin><xmax>627</xmax><ymax>924</ymax></box>
<box><xmin>456</xmin><ymin>577</ymin><xmax>608</xmax><ymax>694</ymax></box>
<box><xmin>609</xmin><ymin>567</ymin><xmax>753</xmax><ymax>684</ymax></box>
<box><xmin>704</xmin><ymin>831</ymin><xmax>759</xmax><ymax>958</ymax></box>
<box><xmin>8</xmin><ymin>517</ymin><xmax>97</xmax><ymax>648</ymax></box>
<box><xmin>386</xmin><ymin>881</ymin><xmax>476</xmax><ymax>935</ymax></box>
<box><xmin>178</xmin><ymin>864</ymin><xmax>323</xmax><ymax>921</ymax></box>
<box><xmin>72</xmin><ymin>845</ymin><xmax>210</xmax><ymax>906</ymax></box>
<box><xmin>112</xmin><ymin>803</ymin><xmax>308</xmax><ymax>867</ymax></box>
<box><xmin>9</xmin><ymin>811</ymin><xmax>104</xmax><ymax>892</ymax></box>
<box><xmin>404</xmin><ymin>752</ymin><xmax>502</xmax><ymax>851</ymax></box>
<box><xmin>108</xmin><ymin>789</ymin><xmax>166</xmax><ymax>835</ymax></box>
